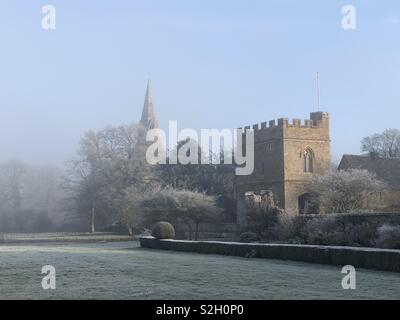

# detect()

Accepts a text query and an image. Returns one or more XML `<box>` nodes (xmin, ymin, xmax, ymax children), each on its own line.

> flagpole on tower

<box><xmin>316</xmin><ymin>72</ymin><xmax>321</xmax><ymax>112</ymax></box>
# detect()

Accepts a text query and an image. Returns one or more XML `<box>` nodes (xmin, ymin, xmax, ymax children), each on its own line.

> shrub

<box><xmin>151</xmin><ymin>222</ymin><xmax>176</xmax><ymax>239</ymax></box>
<box><xmin>342</xmin><ymin>222</ymin><xmax>377</xmax><ymax>247</ymax></box>
<box><xmin>239</xmin><ymin>232</ymin><xmax>260</xmax><ymax>243</ymax></box>
<box><xmin>273</xmin><ymin>214</ymin><xmax>308</xmax><ymax>242</ymax></box>
<box><xmin>299</xmin><ymin>215</ymin><xmax>378</xmax><ymax>247</ymax></box>
<box><xmin>245</xmin><ymin>191</ymin><xmax>284</xmax><ymax>236</ymax></box>
<box><xmin>304</xmin><ymin>215</ymin><xmax>346</xmax><ymax>246</ymax></box>
<box><xmin>246</xmin><ymin>210</ymin><xmax>394</xmax><ymax>248</ymax></box>
<box><xmin>376</xmin><ymin>225</ymin><xmax>400</xmax><ymax>249</ymax></box>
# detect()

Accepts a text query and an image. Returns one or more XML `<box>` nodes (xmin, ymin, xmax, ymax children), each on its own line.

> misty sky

<box><xmin>1</xmin><ymin>0</ymin><xmax>400</xmax><ymax>166</ymax></box>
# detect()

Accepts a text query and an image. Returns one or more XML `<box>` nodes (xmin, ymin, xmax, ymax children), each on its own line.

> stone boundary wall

<box><xmin>172</xmin><ymin>213</ymin><xmax>400</xmax><ymax>240</ymax></box>
<box><xmin>140</xmin><ymin>237</ymin><xmax>400</xmax><ymax>273</ymax></box>
<box><xmin>179</xmin><ymin>222</ymin><xmax>237</xmax><ymax>232</ymax></box>
<box><xmin>175</xmin><ymin>222</ymin><xmax>237</xmax><ymax>240</ymax></box>
<box><xmin>301</xmin><ymin>212</ymin><xmax>400</xmax><ymax>224</ymax></box>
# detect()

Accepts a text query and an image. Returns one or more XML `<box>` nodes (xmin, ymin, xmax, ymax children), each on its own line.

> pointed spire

<box><xmin>140</xmin><ymin>79</ymin><xmax>159</xmax><ymax>130</ymax></box>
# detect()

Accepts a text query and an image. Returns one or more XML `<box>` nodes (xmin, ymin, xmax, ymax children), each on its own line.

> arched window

<box><xmin>304</xmin><ymin>148</ymin><xmax>314</xmax><ymax>173</ymax></box>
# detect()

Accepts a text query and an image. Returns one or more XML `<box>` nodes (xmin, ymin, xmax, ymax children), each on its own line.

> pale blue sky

<box><xmin>0</xmin><ymin>1</ymin><xmax>400</xmax><ymax>165</ymax></box>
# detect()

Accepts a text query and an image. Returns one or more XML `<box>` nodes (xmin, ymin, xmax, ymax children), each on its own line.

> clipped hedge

<box><xmin>140</xmin><ymin>237</ymin><xmax>400</xmax><ymax>273</ymax></box>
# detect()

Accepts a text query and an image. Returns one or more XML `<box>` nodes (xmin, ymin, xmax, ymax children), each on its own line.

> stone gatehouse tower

<box><xmin>236</xmin><ymin>111</ymin><xmax>331</xmax><ymax>226</ymax></box>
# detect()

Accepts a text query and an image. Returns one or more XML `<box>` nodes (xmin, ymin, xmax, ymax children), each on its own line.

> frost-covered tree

<box><xmin>140</xmin><ymin>186</ymin><xmax>222</xmax><ymax>240</ymax></box>
<box><xmin>159</xmin><ymin>142</ymin><xmax>235</xmax><ymax>221</ymax></box>
<box><xmin>111</xmin><ymin>185</ymin><xmax>149</xmax><ymax>235</ymax></box>
<box><xmin>307</xmin><ymin>169</ymin><xmax>386</xmax><ymax>214</ymax></box>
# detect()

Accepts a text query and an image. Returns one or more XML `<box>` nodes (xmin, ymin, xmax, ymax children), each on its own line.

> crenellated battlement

<box><xmin>237</xmin><ymin>112</ymin><xmax>329</xmax><ymax>133</ymax></box>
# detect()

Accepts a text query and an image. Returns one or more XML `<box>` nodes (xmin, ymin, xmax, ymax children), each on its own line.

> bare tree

<box><xmin>361</xmin><ymin>129</ymin><xmax>400</xmax><ymax>158</ymax></box>
<box><xmin>0</xmin><ymin>160</ymin><xmax>26</xmax><ymax>211</ymax></box>
<box><xmin>64</xmin><ymin>123</ymin><xmax>150</xmax><ymax>232</ymax></box>
<box><xmin>0</xmin><ymin>160</ymin><xmax>65</xmax><ymax>232</ymax></box>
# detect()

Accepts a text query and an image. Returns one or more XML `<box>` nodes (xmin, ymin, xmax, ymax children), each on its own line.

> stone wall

<box><xmin>363</xmin><ymin>191</ymin><xmax>400</xmax><ymax>211</ymax></box>
<box><xmin>299</xmin><ymin>212</ymin><xmax>400</xmax><ymax>225</ymax></box>
<box><xmin>176</xmin><ymin>213</ymin><xmax>400</xmax><ymax>242</ymax></box>
<box><xmin>175</xmin><ymin>222</ymin><xmax>237</xmax><ymax>240</ymax></box>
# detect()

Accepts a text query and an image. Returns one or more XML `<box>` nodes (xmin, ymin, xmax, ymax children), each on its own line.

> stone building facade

<box><xmin>236</xmin><ymin>111</ymin><xmax>331</xmax><ymax>226</ymax></box>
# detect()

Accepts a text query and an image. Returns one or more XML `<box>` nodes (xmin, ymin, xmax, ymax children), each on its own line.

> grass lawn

<box><xmin>0</xmin><ymin>241</ymin><xmax>399</xmax><ymax>300</ymax></box>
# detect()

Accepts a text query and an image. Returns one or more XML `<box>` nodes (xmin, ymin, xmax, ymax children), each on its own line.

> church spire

<box><xmin>140</xmin><ymin>79</ymin><xmax>159</xmax><ymax>130</ymax></box>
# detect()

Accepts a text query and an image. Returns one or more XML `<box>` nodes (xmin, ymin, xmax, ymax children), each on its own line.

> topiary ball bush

<box><xmin>151</xmin><ymin>222</ymin><xmax>176</xmax><ymax>239</ymax></box>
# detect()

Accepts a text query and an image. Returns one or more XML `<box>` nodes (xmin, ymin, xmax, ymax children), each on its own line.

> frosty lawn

<box><xmin>0</xmin><ymin>241</ymin><xmax>399</xmax><ymax>300</ymax></box>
